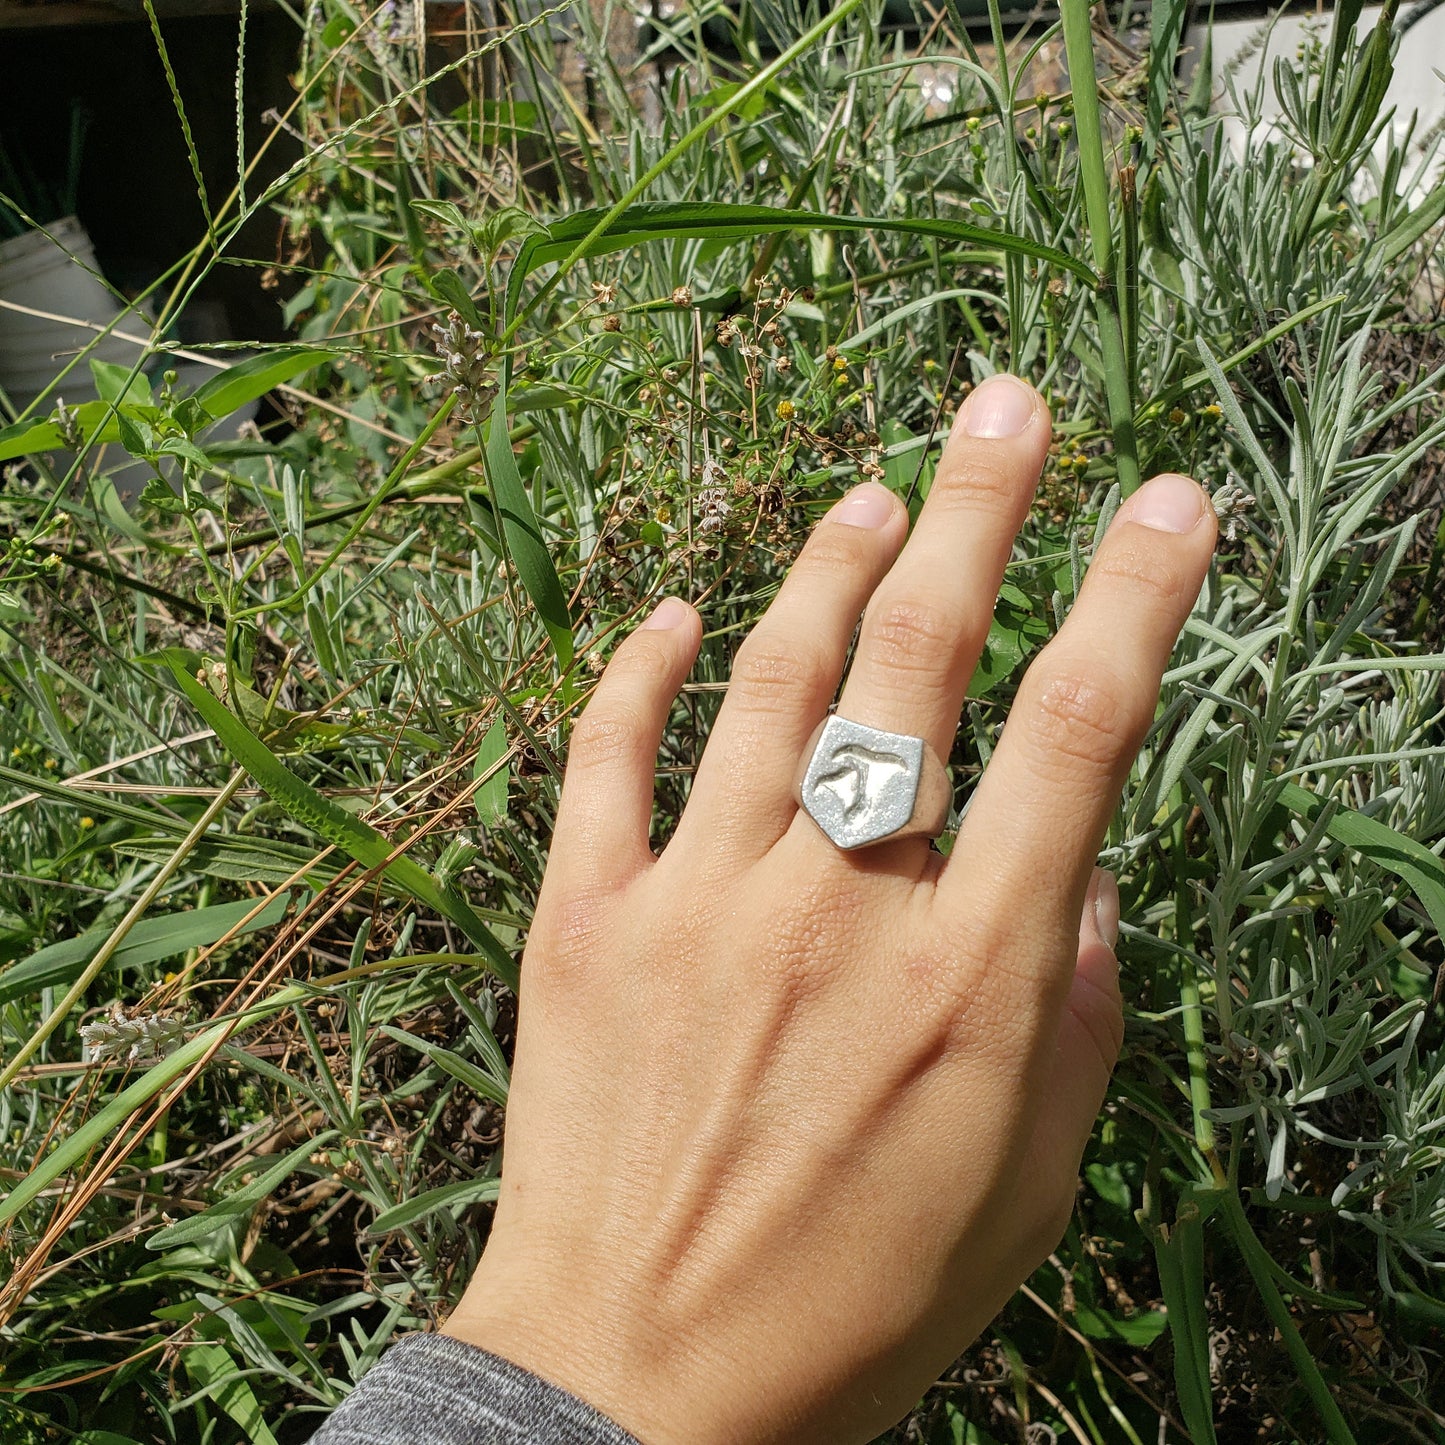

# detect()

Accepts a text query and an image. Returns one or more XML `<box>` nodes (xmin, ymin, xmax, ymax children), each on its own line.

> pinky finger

<box><xmin>550</xmin><ymin>597</ymin><xmax>702</xmax><ymax>887</ymax></box>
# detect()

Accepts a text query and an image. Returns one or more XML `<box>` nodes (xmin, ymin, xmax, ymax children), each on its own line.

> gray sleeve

<box><xmin>308</xmin><ymin>1333</ymin><xmax>644</xmax><ymax>1445</ymax></box>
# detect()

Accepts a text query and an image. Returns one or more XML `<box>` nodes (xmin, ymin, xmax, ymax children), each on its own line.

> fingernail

<box><xmin>956</xmin><ymin>374</ymin><xmax>1037</xmax><ymax>438</ymax></box>
<box><xmin>640</xmin><ymin>596</ymin><xmax>690</xmax><ymax>630</ymax></box>
<box><xmin>829</xmin><ymin>482</ymin><xmax>896</xmax><ymax>529</ymax></box>
<box><xmin>1126</xmin><ymin>473</ymin><xmax>1206</xmax><ymax>533</ymax></box>
<box><xmin>1088</xmin><ymin>868</ymin><xmax>1120</xmax><ymax>949</ymax></box>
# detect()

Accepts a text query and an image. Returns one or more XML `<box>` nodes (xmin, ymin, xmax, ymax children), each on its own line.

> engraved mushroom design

<box><xmin>812</xmin><ymin>743</ymin><xmax>910</xmax><ymax>822</ymax></box>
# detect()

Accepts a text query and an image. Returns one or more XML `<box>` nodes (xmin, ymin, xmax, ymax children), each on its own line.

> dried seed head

<box><xmin>430</xmin><ymin>312</ymin><xmax>495</xmax><ymax>422</ymax></box>
<box><xmin>81</xmin><ymin>1004</ymin><xmax>187</xmax><ymax>1064</ymax></box>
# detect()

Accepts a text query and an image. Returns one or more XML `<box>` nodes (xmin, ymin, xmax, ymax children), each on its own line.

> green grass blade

<box><xmin>507</xmin><ymin>202</ymin><xmax>1095</xmax><ymax>324</ymax></box>
<box><xmin>485</xmin><ymin>376</ymin><xmax>574</xmax><ymax>671</ymax></box>
<box><xmin>1151</xmin><ymin>1193</ymin><xmax>1219</xmax><ymax>1444</ymax></box>
<box><xmin>366</xmin><ymin>1175</ymin><xmax>500</xmax><ymax>1235</ymax></box>
<box><xmin>1144</xmin><ymin>0</ymin><xmax>1189</xmax><ymax>161</ymax></box>
<box><xmin>1059</xmin><ymin>0</ymin><xmax>1140</xmax><ymax>495</ymax></box>
<box><xmin>1220</xmin><ymin>1189</ymin><xmax>1359</xmax><ymax>1444</ymax></box>
<box><xmin>163</xmin><ymin>655</ymin><xmax>520</xmax><ymax>990</ymax></box>
<box><xmin>0</xmin><ymin>894</ymin><xmax>289</xmax><ymax>1008</ymax></box>
<box><xmin>145</xmin><ymin>1130</ymin><xmax>339</xmax><ymax>1249</ymax></box>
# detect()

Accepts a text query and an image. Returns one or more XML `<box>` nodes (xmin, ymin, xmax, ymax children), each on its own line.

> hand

<box><xmin>442</xmin><ymin>374</ymin><xmax>1216</xmax><ymax>1444</ymax></box>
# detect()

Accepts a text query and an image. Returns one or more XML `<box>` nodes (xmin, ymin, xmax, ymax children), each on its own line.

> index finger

<box><xmin>938</xmin><ymin>473</ymin><xmax>1216</xmax><ymax>928</ymax></box>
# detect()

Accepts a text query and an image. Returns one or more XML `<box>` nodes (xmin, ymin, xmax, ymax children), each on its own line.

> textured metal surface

<box><xmin>797</xmin><ymin>715</ymin><xmax>942</xmax><ymax>850</ymax></box>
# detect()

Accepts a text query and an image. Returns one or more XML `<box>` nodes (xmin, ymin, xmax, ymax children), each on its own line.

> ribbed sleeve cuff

<box><xmin>308</xmin><ymin>1333</ymin><xmax>644</xmax><ymax>1445</ymax></box>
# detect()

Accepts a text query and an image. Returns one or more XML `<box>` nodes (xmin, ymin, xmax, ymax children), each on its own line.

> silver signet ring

<box><xmin>792</xmin><ymin>715</ymin><xmax>951</xmax><ymax>851</ymax></box>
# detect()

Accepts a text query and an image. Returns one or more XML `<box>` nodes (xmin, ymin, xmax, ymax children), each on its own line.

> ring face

<box><xmin>799</xmin><ymin>716</ymin><xmax>926</xmax><ymax>850</ymax></box>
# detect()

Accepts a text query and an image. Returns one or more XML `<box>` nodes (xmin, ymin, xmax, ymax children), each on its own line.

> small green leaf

<box><xmin>147</xmin><ymin>1132</ymin><xmax>338</xmax><ymax>1249</ymax></box>
<box><xmin>472</xmin><ymin>718</ymin><xmax>510</xmax><ymax>827</ymax></box>
<box><xmin>382</xmin><ymin>1025</ymin><xmax>508</xmax><ymax>1106</ymax></box>
<box><xmin>367</xmin><ymin>1175</ymin><xmax>500</xmax><ymax>1234</ymax></box>
<box><xmin>410</xmin><ymin>198</ymin><xmax>469</xmax><ymax>230</ymax></box>
<box><xmin>427</xmin><ymin>266</ymin><xmax>485</xmax><ymax>330</ymax></box>
<box><xmin>117</xmin><ymin>411</ymin><xmax>157</xmax><ymax>459</ymax></box>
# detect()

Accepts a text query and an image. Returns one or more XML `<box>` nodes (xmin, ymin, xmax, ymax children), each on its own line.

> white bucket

<box><xmin>0</xmin><ymin>215</ymin><xmax>152</xmax><ymax>416</ymax></box>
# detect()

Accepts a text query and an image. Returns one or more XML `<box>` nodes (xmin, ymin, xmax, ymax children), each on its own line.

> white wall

<box><xmin>1185</xmin><ymin>5</ymin><xmax>1445</xmax><ymax>182</ymax></box>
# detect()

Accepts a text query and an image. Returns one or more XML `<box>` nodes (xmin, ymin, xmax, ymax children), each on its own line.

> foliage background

<box><xmin>1</xmin><ymin>0</ymin><xmax>1444</xmax><ymax>1440</ymax></box>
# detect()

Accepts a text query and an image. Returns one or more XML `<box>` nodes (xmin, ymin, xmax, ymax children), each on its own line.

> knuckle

<box><xmin>900</xmin><ymin>927</ymin><xmax>1001</xmax><ymax>1039</ymax></box>
<box><xmin>567</xmin><ymin>704</ymin><xmax>643</xmax><ymax>773</ymax></box>
<box><xmin>608</xmin><ymin>632</ymin><xmax>676</xmax><ymax>681</ymax></box>
<box><xmin>862</xmin><ymin>599</ymin><xmax>962</xmax><ymax>680</ymax></box>
<box><xmin>528</xmin><ymin>880</ymin><xmax>628</xmax><ymax>993</ymax></box>
<box><xmin>930</xmin><ymin>449</ymin><xmax>1029</xmax><ymax>521</ymax></box>
<box><xmin>1089</xmin><ymin>538</ymin><xmax>1184</xmax><ymax>605</ymax></box>
<box><xmin>799</xmin><ymin>524</ymin><xmax>872</xmax><ymax>577</ymax></box>
<box><xmin>729</xmin><ymin>635</ymin><xmax>831</xmax><ymax>711</ymax></box>
<box><xmin>1023</xmin><ymin>657</ymin><xmax>1141</xmax><ymax>771</ymax></box>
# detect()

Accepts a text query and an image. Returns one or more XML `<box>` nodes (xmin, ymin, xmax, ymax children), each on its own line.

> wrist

<box><xmin>442</xmin><ymin>1257</ymin><xmax>742</xmax><ymax>1445</ymax></box>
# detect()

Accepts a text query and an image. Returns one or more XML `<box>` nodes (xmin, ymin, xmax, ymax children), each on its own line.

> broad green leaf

<box><xmin>367</xmin><ymin>1175</ymin><xmax>500</xmax><ymax>1234</ymax></box>
<box><xmin>505</xmin><ymin>202</ymin><xmax>1095</xmax><ymax>324</ymax></box>
<box><xmin>472</xmin><ymin>717</ymin><xmax>510</xmax><ymax>827</ymax></box>
<box><xmin>1072</xmin><ymin>1298</ymin><xmax>1169</xmax><ymax>1346</ymax></box>
<box><xmin>484</xmin><ymin>378</ymin><xmax>574</xmax><ymax>670</ymax></box>
<box><xmin>968</xmin><ymin>593</ymin><xmax>1048</xmax><ymax>699</ymax></box>
<box><xmin>1279</xmin><ymin>782</ymin><xmax>1445</xmax><ymax>945</ymax></box>
<box><xmin>0</xmin><ymin>894</ymin><xmax>290</xmax><ymax>1008</ymax></box>
<box><xmin>89</xmin><ymin>358</ymin><xmax>153</xmax><ymax>407</ymax></box>
<box><xmin>146</xmin><ymin>1132</ymin><xmax>338</xmax><ymax>1249</ymax></box>
<box><xmin>0</xmin><ymin>398</ymin><xmax>120</xmax><ymax>461</ymax></box>
<box><xmin>161</xmin><ymin>653</ymin><xmax>519</xmax><ymax>990</ymax></box>
<box><xmin>191</xmin><ymin>347</ymin><xmax>336</xmax><ymax>423</ymax></box>
<box><xmin>881</xmin><ymin>419</ymin><xmax>932</xmax><ymax>521</ymax></box>
<box><xmin>182</xmin><ymin>1341</ymin><xmax>280</xmax><ymax>1445</ymax></box>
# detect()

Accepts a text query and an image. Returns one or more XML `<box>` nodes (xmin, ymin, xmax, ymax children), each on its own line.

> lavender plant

<box><xmin>0</xmin><ymin>0</ymin><xmax>1442</xmax><ymax>1440</ymax></box>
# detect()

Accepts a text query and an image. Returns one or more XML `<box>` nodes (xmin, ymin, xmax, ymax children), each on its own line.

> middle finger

<box><xmin>833</xmin><ymin>373</ymin><xmax>1051</xmax><ymax>765</ymax></box>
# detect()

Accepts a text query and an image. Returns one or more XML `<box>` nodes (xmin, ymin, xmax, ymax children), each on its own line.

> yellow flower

<box><xmin>777</xmin><ymin>400</ymin><xmax>796</xmax><ymax>421</ymax></box>
<box><xmin>80</xmin><ymin>817</ymin><xmax>95</xmax><ymax>829</ymax></box>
